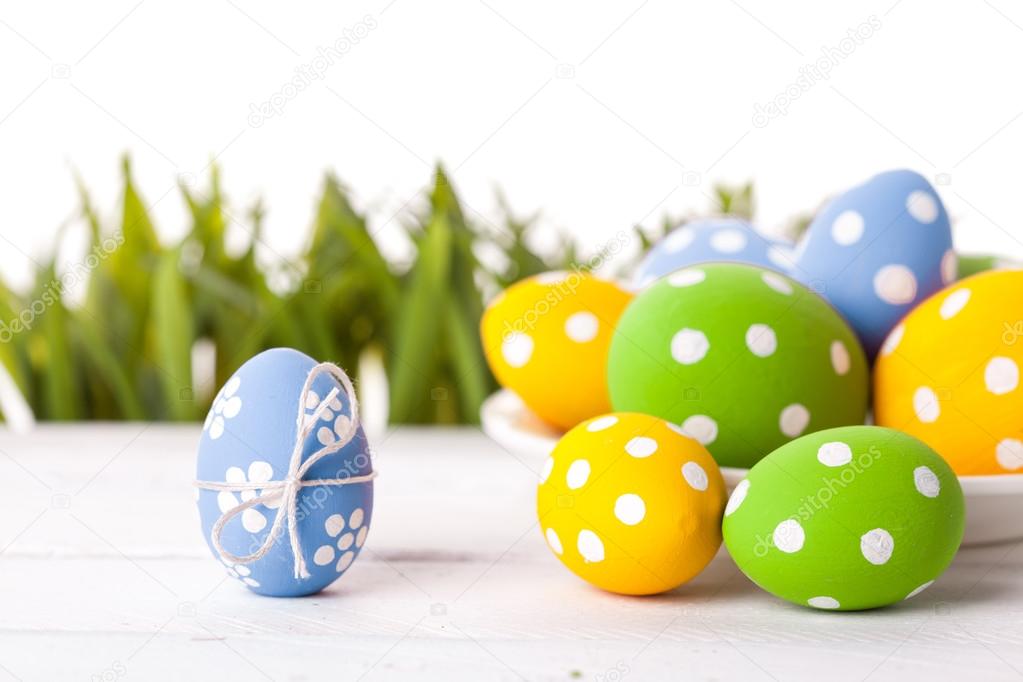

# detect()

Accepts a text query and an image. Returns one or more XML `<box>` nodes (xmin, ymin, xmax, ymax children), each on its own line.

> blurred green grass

<box><xmin>0</xmin><ymin>159</ymin><xmax>754</xmax><ymax>424</ymax></box>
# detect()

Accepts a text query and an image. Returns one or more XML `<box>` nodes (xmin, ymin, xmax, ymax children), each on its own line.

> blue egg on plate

<box><xmin>790</xmin><ymin>169</ymin><xmax>954</xmax><ymax>358</ymax></box>
<box><xmin>632</xmin><ymin>218</ymin><xmax>795</xmax><ymax>288</ymax></box>
<box><xmin>196</xmin><ymin>347</ymin><xmax>374</xmax><ymax>597</ymax></box>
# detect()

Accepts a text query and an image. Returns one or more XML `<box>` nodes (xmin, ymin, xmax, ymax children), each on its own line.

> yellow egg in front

<box><xmin>536</xmin><ymin>412</ymin><xmax>726</xmax><ymax>595</ymax></box>
<box><xmin>874</xmin><ymin>269</ymin><xmax>1023</xmax><ymax>475</ymax></box>
<box><xmin>480</xmin><ymin>271</ymin><xmax>632</xmax><ymax>430</ymax></box>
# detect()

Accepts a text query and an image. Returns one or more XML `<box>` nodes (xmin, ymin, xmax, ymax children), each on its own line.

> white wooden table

<box><xmin>1</xmin><ymin>425</ymin><xmax>1022</xmax><ymax>682</ymax></box>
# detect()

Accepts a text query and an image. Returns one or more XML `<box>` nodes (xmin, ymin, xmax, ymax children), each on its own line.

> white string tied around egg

<box><xmin>194</xmin><ymin>362</ymin><xmax>377</xmax><ymax>580</ymax></box>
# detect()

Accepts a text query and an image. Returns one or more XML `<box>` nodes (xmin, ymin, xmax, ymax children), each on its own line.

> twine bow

<box><xmin>195</xmin><ymin>362</ymin><xmax>377</xmax><ymax>580</ymax></box>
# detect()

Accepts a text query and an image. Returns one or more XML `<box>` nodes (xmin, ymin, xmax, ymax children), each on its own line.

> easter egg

<box><xmin>723</xmin><ymin>426</ymin><xmax>965</xmax><ymax>611</ymax></box>
<box><xmin>608</xmin><ymin>263</ymin><xmax>868</xmax><ymax>469</ymax></box>
<box><xmin>536</xmin><ymin>412</ymin><xmax>726</xmax><ymax>595</ymax></box>
<box><xmin>481</xmin><ymin>271</ymin><xmax>632</xmax><ymax>430</ymax></box>
<box><xmin>196</xmin><ymin>348</ymin><xmax>374</xmax><ymax>597</ymax></box>
<box><xmin>792</xmin><ymin>169</ymin><xmax>954</xmax><ymax>357</ymax></box>
<box><xmin>874</xmin><ymin>269</ymin><xmax>1023</xmax><ymax>475</ymax></box>
<box><xmin>632</xmin><ymin>218</ymin><xmax>795</xmax><ymax>288</ymax></box>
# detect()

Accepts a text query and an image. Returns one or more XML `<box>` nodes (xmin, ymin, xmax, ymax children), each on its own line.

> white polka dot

<box><xmin>242</xmin><ymin>508</ymin><xmax>267</xmax><ymax>533</ymax></box>
<box><xmin>761</xmin><ymin>271</ymin><xmax>793</xmax><ymax>295</ymax></box>
<box><xmin>317</xmin><ymin>426</ymin><xmax>335</xmax><ymax>447</ymax></box>
<box><xmin>907</xmin><ymin>190</ymin><xmax>939</xmax><ymax>224</ymax></box>
<box><xmin>860</xmin><ymin>528</ymin><xmax>894</xmax><ymax>565</ymax></box>
<box><xmin>545</xmin><ymin>528</ymin><xmax>563</xmax><ymax>555</ymax></box>
<box><xmin>808</xmin><ymin>596</ymin><xmax>841</xmax><ymax>610</ymax></box>
<box><xmin>773</xmin><ymin>519</ymin><xmax>805</xmax><ymax>553</ymax></box>
<box><xmin>830</xmin><ymin>340</ymin><xmax>851</xmax><ymax>376</ymax></box>
<box><xmin>325</xmin><ymin>514</ymin><xmax>345</xmax><ymax>536</ymax></box>
<box><xmin>985</xmin><ymin>357</ymin><xmax>1019</xmax><ymax>395</ymax></box>
<box><xmin>625</xmin><ymin>437</ymin><xmax>658</xmax><ymax>458</ymax></box>
<box><xmin>242</xmin><ymin>577</ymin><xmax>260</xmax><ymax>587</ymax></box>
<box><xmin>725</xmin><ymin>479</ymin><xmax>750</xmax><ymax>516</ymax></box>
<box><xmin>996</xmin><ymin>439</ymin><xmax>1023</xmax><ymax>471</ymax></box>
<box><xmin>356</xmin><ymin>526</ymin><xmax>368</xmax><ymax>548</ymax></box>
<box><xmin>906</xmin><ymin>580</ymin><xmax>934</xmax><ymax>600</ymax></box>
<box><xmin>939</xmin><ymin>288</ymin><xmax>971</xmax><ymax>319</ymax></box>
<box><xmin>767</xmin><ymin>245</ymin><xmax>797</xmax><ymax>270</ymax></box>
<box><xmin>745</xmin><ymin>324</ymin><xmax>777</xmax><ymax>357</ymax></box>
<box><xmin>313</xmin><ymin>545</ymin><xmax>335</xmax><ymax>566</ymax></box>
<box><xmin>337</xmin><ymin>533</ymin><xmax>354</xmax><ymax>550</ymax></box>
<box><xmin>222</xmin><ymin>396</ymin><xmax>242</xmax><ymax>419</ymax></box>
<box><xmin>682</xmin><ymin>462</ymin><xmax>709</xmax><ymax>491</ymax></box>
<box><xmin>831</xmin><ymin>210</ymin><xmax>865</xmax><ymax>246</ymax></box>
<box><xmin>305</xmin><ymin>390</ymin><xmax>320</xmax><ymax>409</ymax></box>
<box><xmin>671</xmin><ymin>328</ymin><xmax>710</xmax><ymax>365</ymax></box>
<box><xmin>614</xmin><ymin>494</ymin><xmax>646</xmax><ymax>525</ymax></box>
<box><xmin>248</xmin><ymin>461</ymin><xmax>273</xmax><ymax>483</ymax></box>
<box><xmin>779</xmin><ymin>404</ymin><xmax>810</xmax><ymax>437</ymax></box>
<box><xmin>710</xmin><ymin>228</ymin><xmax>747</xmax><ymax>253</ymax></box>
<box><xmin>668</xmin><ymin>268</ymin><xmax>706</xmax><ymax>287</ymax></box>
<box><xmin>501</xmin><ymin>332</ymin><xmax>534</xmax><ymax>368</ymax></box>
<box><xmin>874</xmin><ymin>265</ymin><xmax>918</xmax><ymax>305</ymax></box>
<box><xmin>941</xmin><ymin>249</ymin><xmax>957</xmax><ymax>284</ymax></box>
<box><xmin>913</xmin><ymin>386</ymin><xmax>940</xmax><ymax>423</ymax></box>
<box><xmin>587</xmin><ymin>415</ymin><xmax>618</xmax><ymax>432</ymax></box>
<box><xmin>680</xmin><ymin>415</ymin><xmax>718</xmax><ymax>445</ymax></box>
<box><xmin>336</xmin><ymin>551</ymin><xmax>355</xmax><ymax>572</ymax></box>
<box><xmin>217</xmin><ymin>491</ymin><xmax>237</xmax><ymax>514</ymax></box>
<box><xmin>209</xmin><ymin>419</ymin><xmax>225</xmax><ymax>440</ymax></box>
<box><xmin>539</xmin><ymin>457</ymin><xmax>554</xmax><ymax>483</ymax></box>
<box><xmin>817</xmin><ymin>441</ymin><xmax>852</xmax><ymax>467</ymax></box>
<box><xmin>914</xmin><ymin>466</ymin><xmax>941</xmax><ymax>498</ymax></box>
<box><xmin>234</xmin><ymin>565</ymin><xmax>251</xmax><ymax>577</ymax></box>
<box><xmin>566</xmin><ymin>459</ymin><xmax>591</xmax><ymax>489</ymax></box>
<box><xmin>881</xmin><ymin>324</ymin><xmax>905</xmax><ymax>357</ymax></box>
<box><xmin>577</xmin><ymin>530</ymin><xmax>605</xmax><ymax>563</ymax></box>
<box><xmin>663</xmin><ymin>229</ymin><xmax>695</xmax><ymax>253</ymax></box>
<box><xmin>225</xmin><ymin>466</ymin><xmax>245</xmax><ymax>484</ymax></box>
<box><xmin>349</xmin><ymin>508</ymin><xmax>365</xmax><ymax>529</ymax></box>
<box><xmin>565</xmin><ymin>312</ymin><xmax>599</xmax><ymax>342</ymax></box>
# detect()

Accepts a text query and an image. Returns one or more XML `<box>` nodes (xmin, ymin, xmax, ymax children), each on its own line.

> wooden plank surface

<box><xmin>0</xmin><ymin>425</ymin><xmax>1021</xmax><ymax>681</ymax></box>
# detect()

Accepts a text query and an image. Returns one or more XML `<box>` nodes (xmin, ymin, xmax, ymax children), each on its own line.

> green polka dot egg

<box><xmin>723</xmin><ymin>426</ymin><xmax>965</xmax><ymax>611</ymax></box>
<box><xmin>607</xmin><ymin>262</ymin><xmax>868</xmax><ymax>468</ymax></box>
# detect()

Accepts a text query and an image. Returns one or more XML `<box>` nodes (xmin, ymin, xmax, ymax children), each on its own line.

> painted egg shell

<box><xmin>196</xmin><ymin>347</ymin><xmax>374</xmax><ymax>597</ymax></box>
<box><xmin>791</xmin><ymin>169</ymin><xmax>954</xmax><ymax>358</ymax></box>
<box><xmin>723</xmin><ymin>426</ymin><xmax>964</xmax><ymax>611</ymax></box>
<box><xmin>874</xmin><ymin>269</ymin><xmax>1023</xmax><ymax>475</ymax></box>
<box><xmin>632</xmin><ymin>218</ymin><xmax>795</xmax><ymax>288</ymax></box>
<box><xmin>608</xmin><ymin>263</ymin><xmax>868</xmax><ymax>468</ymax></box>
<box><xmin>537</xmin><ymin>412</ymin><xmax>726</xmax><ymax>595</ymax></box>
<box><xmin>481</xmin><ymin>271</ymin><xmax>633</xmax><ymax>430</ymax></box>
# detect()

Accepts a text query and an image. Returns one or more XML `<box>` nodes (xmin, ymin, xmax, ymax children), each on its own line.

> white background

<box><xmin>2</xmin><ymin>0</ymin><xmax>1023</xmax><ymax>288</ymax></box>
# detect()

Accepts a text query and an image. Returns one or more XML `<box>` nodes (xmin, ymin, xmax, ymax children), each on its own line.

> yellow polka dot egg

<box><xmin>875</xmin><ymin>269</ymin><xmax>1023</xmax><ymax>475</ymax></box>
<box><xmin>537</xmin><ymin>412</ymin><xmax>726</xmax><ymax>595</ymax></box>
<box><xmin>481</xmin><ymin>271</ymin><xmax>633</xmax><ymax>430</ymax></box>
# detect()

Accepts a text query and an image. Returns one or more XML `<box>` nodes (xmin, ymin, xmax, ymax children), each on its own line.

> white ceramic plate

<box><xmin>481</xmin><ymin>389</ymin><xmax>1023</xmax><ymax>546</ymax></box>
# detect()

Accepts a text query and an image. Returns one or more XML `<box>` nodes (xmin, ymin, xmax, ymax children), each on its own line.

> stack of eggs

<box><xmin>481</xmin><ymin>169</ymin><xmax>1020</xmax><ymax>610</ymax></box>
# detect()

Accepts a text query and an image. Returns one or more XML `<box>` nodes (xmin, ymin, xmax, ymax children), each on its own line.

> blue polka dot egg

<box><xmin>195</xmin><ymin>347</ymin><xmax>374</xmax><ymax>597</ymax></box>
<box><xmin>632</xmin><ymin>217</ymin><xmax>795</xmax><ymax>288</ymax></box>
<box><xmin>791</xmin><ymin>169</ymin><xmax>954</xmax><ymax>358</ymax></box>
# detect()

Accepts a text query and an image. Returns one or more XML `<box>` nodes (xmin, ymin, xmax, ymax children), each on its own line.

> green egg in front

<box><xmin>608</xmin><ymin>263</ymin><xmax>868</xmax><ymax>468</ymax></box>
<box><xmin>722</xmin><ymin>426</ymin><xmax>965</xmax><ymax>611</ymax></box>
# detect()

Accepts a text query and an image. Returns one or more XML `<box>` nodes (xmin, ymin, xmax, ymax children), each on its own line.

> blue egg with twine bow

<box><xmin>195</xmin><ymin>347</ymin><xmax>375</xmax><ymax>597</ymax></box>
